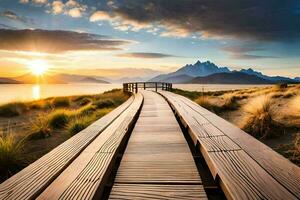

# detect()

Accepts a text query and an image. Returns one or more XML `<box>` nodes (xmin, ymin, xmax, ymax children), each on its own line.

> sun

<box><xmin>28</xmin><ymin>60</ymin><xmax>48</xmax><ymax>76</ymax></box>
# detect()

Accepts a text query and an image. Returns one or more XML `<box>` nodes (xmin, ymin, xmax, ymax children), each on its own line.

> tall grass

<box><xmin>0</xmin><ymin>102</ymin><xmax>27</xmax><ymax>117</ymax></box>
<box><xmin>291</xmin><ymin>95</ymin><xmax>300</xmax><ymax>116</ymax></box>
<box><xmin>27</xmin><ymin>116</ymin><xmax>51</xmax><ymax>140</ymax></box>
<box><xmin>0</xmin><ymin>129</ymin><xmax>24</xmax><ymax>178</ymax></box>
<box><xmin>222</xmin><ymin>93</ymin><xmax>239</xmax><ymax>110</ymax></box>
<box><xmin>67</xmin><ymin>117</ymin><xmax>91</xmax><ymax>136</ymax></box>
<box><xmin>52</xmin><ymin>97</ymin><xmax>70</xmax><ymax>108</ymax></box>
<box><xmin>48</xmin><ymin>110</ymin><xmax>71</xmax><ymax>129</ymax></box>
<box><xmin>241</xmin><ymin>95</ymin><xmax>281</xmax><ymax>139</ymax></box>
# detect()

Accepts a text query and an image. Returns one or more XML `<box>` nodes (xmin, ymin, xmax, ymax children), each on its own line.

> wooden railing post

<box><xmin>123</xmin><ymin>82</ymin><xmax>171</xmax><ymax>93</ymax></box>
<box><xmin>135</xmin><ymin>83</ymin><xmax>138</xmax><ymax>93</ymax></box>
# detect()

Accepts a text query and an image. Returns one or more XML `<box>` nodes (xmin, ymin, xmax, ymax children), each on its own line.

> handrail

<box><xmin>123</xmin><ymin>82</ymin><xmax>172</xmax><ymax>93</ymax></box>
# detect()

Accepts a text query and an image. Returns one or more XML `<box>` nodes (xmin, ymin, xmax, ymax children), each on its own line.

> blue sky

<box><xmin>0</xmin><ymin>0</ymin><xmax>299</xmax><ymax>78</ymax></box>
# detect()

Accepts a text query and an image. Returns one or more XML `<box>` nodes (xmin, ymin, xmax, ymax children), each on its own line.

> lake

<box><xmin>0</xmin><ymin>83</ymin><xmax>272</xmax><ymax>105</ymax></box>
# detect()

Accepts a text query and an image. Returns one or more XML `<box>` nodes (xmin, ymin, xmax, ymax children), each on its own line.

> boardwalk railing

<box><xmin>123</xmin><ymin>82</ymin><xmax>172</xmax><ymax>93</ymax></box>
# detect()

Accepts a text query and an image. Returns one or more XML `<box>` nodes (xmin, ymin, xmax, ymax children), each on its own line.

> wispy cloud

<box><xmin>117</xmin><ymin>52</ymin><xmax>177</xmax><ymax>58</ymax></box>
<box><xmin>0</xmin><ymin>29</ymin><xmax>132</xmax><ymax>53</ymax></box>
<box><xmin>222</xmin><ymin>45</ymin><xmax>279</xmax><ymax>60</ymax></box>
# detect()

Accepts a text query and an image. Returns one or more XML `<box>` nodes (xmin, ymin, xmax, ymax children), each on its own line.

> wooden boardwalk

<box><xmin>0</xmin><ymin>83</ymin><xmax>299</xmax><ymax>200</ymax></box>
<box><xmin>109</xmin><ymin>90</ymin><xmax>207</xmax><ymax>199</ymax></box>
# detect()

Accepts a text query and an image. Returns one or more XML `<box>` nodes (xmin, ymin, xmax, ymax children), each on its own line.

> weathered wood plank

<box><xmin>0</xmin><ymin>96</ymin><xmax>136</xmax><ymax>200</ymax></box>
<box><xmin>159</xmin><ymin>91</ymin><xmax>300</xmax><ymax>199</ymax></box>
<box><xmin>37</xmin><ymin>93</ymin><xmax>143</xmax><ymax>200</ymax></box>
<box><xmin>110</xmin><ymin>91</ymin><xmax>206</xmax><ymax>198</ymax></box>
<box><xmin>109</xmin><ymin>184</ymin><xmax>207</xmax><ymax>200</ymax></box>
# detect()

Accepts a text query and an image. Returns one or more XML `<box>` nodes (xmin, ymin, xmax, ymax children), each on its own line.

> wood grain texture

<box><xmin>159</xmin><ymin>91</ymin><xmax>300</xmax><ymax>199</ymax></box>
<box><xmin>37</xmin><ymin>93</ymin><xmax>143</xmax><ymax>200</ymax></box>
<box><xmin>109</xmin><ymin>184</ymin><xmax>207</xmax><ymax>200</ymax></box>
<box><xmin>110</xmin><ymin>90</ymin><xmax>206</xmax><ymax>199</ymax></box>
<box><xmin>0</xmin><ymin>96</ymin><xmax>135</xmax><ymax>200</ymax></box>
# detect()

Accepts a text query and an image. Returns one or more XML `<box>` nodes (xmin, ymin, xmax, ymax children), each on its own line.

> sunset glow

<box><xmin>28</xmin><ymin>60</ymin><xmax>48</xmax><ymax>76</ymax></box>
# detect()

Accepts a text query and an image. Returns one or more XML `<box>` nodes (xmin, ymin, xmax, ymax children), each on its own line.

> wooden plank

<box><xmin>109</xmin><ymin>184</ymin><xmax>207</xmax><ymax>200</ymax></box>
<box><xmin>199</xmin><ymin>135</ymin><xmax>241</xmax><ymax>152</ymax></box>
<box><xmin>0</xmin><ymin>96</ymin><xmax>135</xmax><ymax>200</ymax></box>
<box><xmin>37</xmin><ymin>93</ymin><xmax>143</xmax><ymax>200</ymax></box>
<box><xmin>159</xmin><ymin>91</ymin><xmax>300</xmax><ymax>199</ymax></box>
<box><xmin>110</xmin><ymin>90</ymin><xmax>206</xmax><ymax>199</ymax></box>
<box><xmin>204</xmin><ymin>150</ymin><xmax>296</xmax><ymax>199</ymax></box>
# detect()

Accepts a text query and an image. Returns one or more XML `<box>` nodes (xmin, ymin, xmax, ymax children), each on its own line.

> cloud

<box><xmin>52</xmin><ymin>1</ymin><xmax>64</xmax><ymax>15</ymax></box>
<box><xmin>68</xmin><ymin>8</ymin><xmax>83</xmax><ymax>18</ymax></box>
<box><xmin>0</xmin><ymin>29</ymin><xmax>131</xmax><ymax>53</ymax></box>
<box><xmin>1</xmin><ymin>10</ymin><xmax>26</xmax><ymax>23</ymax></box>
<box><xmin>32</xmin><ymin>0</ymin><xmax>47</xmax><ymax>4</ymax></box>
<box><xmin>117</xmin><ymin>52</ymin><xmax>176</xmax><ymax>58</ymax></box>
<box><xmin>0</xmin><ymin>10</ymin><xmax>34</xmax><ymax>25</ymax></box>
<box><xmin>222</xmin><ymin>45</ymin><xmax>279</xmax><ymax>60</ymax></box>
<box><xmin>51</xmin><ymin>0</ymin><xmax>87</xmax><ymax>18</ymax></box>
<box><xmin>91</xmin><ymin>0</ymin><xmax>300</xmax><ymax>41</ymax></box>
<box><xmin>90</xmin><ymin>11</ymin><xmax>112</xmax><ymax>22</ymax></box>
<box><xmin>19</xmin><ymin>0</ymin><xmax>29</xmax><ymax>4</ymax></box>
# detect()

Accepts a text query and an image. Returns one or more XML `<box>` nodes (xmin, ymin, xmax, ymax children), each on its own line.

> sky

<box><xmin>0</xmin><ymin>0</ymin><xmax>299</xmax><ymax>78</ymax></box>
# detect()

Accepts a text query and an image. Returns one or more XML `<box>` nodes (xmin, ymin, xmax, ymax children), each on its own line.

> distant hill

<box><xmin>78</xmin><ymin>77</ymin><xmax>109</xmax><ymax>84</ymax></box>
<box><xmin>186</xmin><ymin>72</ymin><xmax>276</xmax><ymax>84</ymax></box>
<box><xmin>240</xmin><ymin>68</ymin><xmax>297</xmax><ymax>83</ymax></box>
<box><xmin>0</xmin><ymin>77</ymin><xmax>21</xmax><ymax>84</ymax></box>
<box><xmin>14</xmin><ymin>73</ymin><xmax>110</xmax><ymax>84</ymax></box>
<box><xmin>15</xmin><ymin>73</ymin><xmax>66</xmax><ymax>84</ymax></box>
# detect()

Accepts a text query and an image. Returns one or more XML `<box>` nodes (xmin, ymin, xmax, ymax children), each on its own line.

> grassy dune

<box><xmin>0</xmin><ymin>89</ymin><xmax>130</xmax><ymax>182</ymax></box>
<box><xmin>173</xmin><ymin>84</ymin><xmax>300</xmax><ymax>165</ymax></box>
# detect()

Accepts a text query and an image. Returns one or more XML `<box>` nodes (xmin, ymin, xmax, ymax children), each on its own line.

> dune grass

<box><xmin>291</xmin><ymin>95</ymin><xmax>300</xmax><ymax>116</ymax></box>
<box><xmin>52</xmin><ymin>97</ymin><xmax>70</xmax><ymax>108</ymax></box>
<box><xmin>0</xmin><ymin>130</ymin><xmax>25</xmax><ymax>178</ymax></box>
<box><xmin>0</xmin><ymin>89</ymin><xmax>131</xmax><ymax>182</ymax></box>
<box><xmin>27</xmin><ymin>117</ymin><xmax>51</xmax><ymax>140</ymax></box>
<box><xmin>48</xmin><ymin>110</ymin><xmax>71</xmax><ymax>129</ymax></box>
<box><xmin>241</xmin><ymin>95</ymin><xmax>282</xmax><ymax>139</ymax></box>
<box><xmin>67</xmin><ymin>116</ymin><xmax>92</xmax><ymax>136</ymax></box>
<box><xmin>93</xmin><ymin>99</ymin><xmax>115</xmax><ymax>109</ymax></box>
<box><xmin>0</xmin><ymin>102</ymin><xmax>28</xmax><ymax>117</ymax></box>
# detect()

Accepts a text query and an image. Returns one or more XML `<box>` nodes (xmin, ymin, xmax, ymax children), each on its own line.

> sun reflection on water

<box><xmin>32</xmin><ymin>85</ymin><xmax>41</xmax><ymax>100</ymax></box>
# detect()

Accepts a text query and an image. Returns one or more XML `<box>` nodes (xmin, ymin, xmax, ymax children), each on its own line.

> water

<box><xmin>0</xmin><ymin>83</ymin><xmax>273</xmax><ymax>105</ymax></box>
<box><xmin>174</xmin><ymin>84</ymin><xmax>272</xmax><ymax>92</ymax></box>
<box><xmin>0</xmin><ymin>84</ymin><xmax>122</xmax><ymax>105</ymax></box>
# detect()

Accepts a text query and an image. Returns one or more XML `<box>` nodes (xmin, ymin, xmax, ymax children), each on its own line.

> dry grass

<box><xmin>27</xmin><ymin>116</ymin><xmax>51</xmax><ymax>140</ymax></box>
<box><xmin>67</xmin><ymin>116</ymin><xmax>91</xmax><ymax>136</ymax></box>
<box><xmin>241</xmin><ymin>95</ymin><xmax>282</xmax><ymax>139</ymax></box>
<box><xmin>195</xmin><ymin>96</ymin><xmax>216</xmax><ymax>111</ymax></box>
<box><xmin>48</xmin><ymin>110</ymin><xmax>71</xmax><ymax>129</ymax></box>
<box><xmin>221</xmin><ymin>93</ymin><xmax>239</xmax><ymax>110</ymax></box>
<box><xmin>291</xmin><ymin>95</ymin><xmax>300</xmax><ymax>116</ymax></box>
<box><xmin>52</xmin><ymin>97</ymin><xmax>70</xmax><ymax>108</ymax></box>
<box><xmin>0</xmin><ymin>102</ymin><xmax>28</xmax><ymax>117</ymax></box>
<box><xmin>0</xmin><ymin>129</ymin><xmax>25</xmax><ymax>179</ymax></box>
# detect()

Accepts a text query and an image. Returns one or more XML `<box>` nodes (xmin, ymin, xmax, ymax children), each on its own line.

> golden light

<box><xmin>28</xmin><ymin>60</ymin><xmax>48</xmax><ymax>76</ymax></box>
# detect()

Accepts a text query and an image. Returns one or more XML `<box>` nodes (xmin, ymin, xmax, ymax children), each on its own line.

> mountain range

<box><xmin>150</xmin><ymin>60</ymin><xmax>299</xmax><ymax>84</ymax></box>
<box><xmin>0</xmin><ymin>61</ymin><xmax>298</xmax><ymax>84</ymax></box>
<box><xmin>0</xmin><ymin>73</ymin><xmax>110</xmax><ymax>84</ymax></box>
